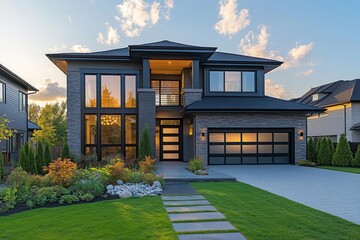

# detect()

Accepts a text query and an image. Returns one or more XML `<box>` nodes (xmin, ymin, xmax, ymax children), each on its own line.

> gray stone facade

<box><xmin>194</xmin><ymin>112</ymin><xmax>307</xmax><ymax>164</ymax></box>
<box><xmin>182</xmin><ymin>89</ymin><xmax>202</xmax><ymax>106</ymax></box>
<box><xmin>66</xmin><ymin>70</ymin><xmax>81</xmax><ymax>159</ymax></box>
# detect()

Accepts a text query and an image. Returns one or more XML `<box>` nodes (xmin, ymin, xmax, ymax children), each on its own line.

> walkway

<box><xmin>162</xmin><ymin>183</ymin><xmax>246</xmax><ymax>240</ymax></box>
<box><xmin>210</xmin><ymin>165</ymin><xmax>360</xmax><ymax>225</ymax></box>
<box><xmin>157</xmin><ymin>162</ymin><xmax>236</xmax><ymax>182</ymax></box>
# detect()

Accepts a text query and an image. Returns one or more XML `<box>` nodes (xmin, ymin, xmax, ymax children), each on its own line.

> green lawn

<box><xmin>192</xmin><ymin>182</ymin><xmax>360</xmax><ymax>240</ymax></box>
<box><xmin>0</xmin><ymin>197</ymin><xmax>176</xmax><ymax>240</ymax></box>
<box><xmin>317</xmin><ymin>166</ymin><xmax>360</xmax><ymax>174</ymax></box>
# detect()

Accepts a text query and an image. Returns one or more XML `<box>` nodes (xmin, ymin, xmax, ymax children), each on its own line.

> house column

<box><xmin>138</xmin><ymin>89</ymin><xmax>156</xmax><ymax>158</ymax></box>
<box><xmin>192</xmin><ymin>60</ymin><xmax>199</xmax><ymax>89</ymax></box>
<box><xmin>142</xmin><ymin>59</ymin><xmax>150</xmax><ymax>88</ymax></box>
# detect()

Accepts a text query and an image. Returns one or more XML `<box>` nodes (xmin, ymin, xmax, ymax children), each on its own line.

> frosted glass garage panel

<box><xmin>258</xmin><ymin>157</ymin><xmax>273</xmax><ymax>164</ymax></box>
<box><xmin>258</xmin><ymin>145</ymin><xmax>272</xmax><ymax>154</ymax></box>
<box><xmin>274</xmin><ymin>144</ymin><xmax>289</xmax><ymax>153</ymax></box>
<box><xmin>209</xmin><ymin>133</ymin><xmax>224</xmax><ymax>142</ymax></box>
<box><xmin>242</xmin><ymin>133</ymin><xmax>257</xmax><ymax>142</ymax></box>
<box><xmin>209</xmin><ymin>157</ymin><xmax>225</xmax><ymax>164</ymax></box>
<box><xmin>209</xmin><ymin>145</ymin><xmax>225</xmax><ymax>154</ymax></box>
<box><xmin>226</xmin><ymin>157</ymin><xmax>241</xmax><ymax>164</ymax></box>
<box><xmin>274</xmin><ymin>156</ymin><xmax>289</xmax><ymax>164</ymax></box>
<box><xmin>258</xmin><ymin>133</ymin><xmax>272</xmax><ymax>142</ymax></box>
<box><xmin>226</xmin><ymin>133</ymin><xmax>240</xmax><ymax>142</ymax></box>
<box><xmin>242</xmin><ymin>157</ymin><xmax>257</xmax><ymax>164</ymax></box>
<box><xmin>242</xmin><ymin>145</ymin><xmax>257</xmax><ymax>153</ymax></box>
<box><xmin>274</xmin><ymin>133</ymin><xmax>289</xmax><ymax>142</ymax></box>
<box><xmin>226</xmin><ymin>145</ymin><xmax>241</xmax><ymax>154</ymax></box>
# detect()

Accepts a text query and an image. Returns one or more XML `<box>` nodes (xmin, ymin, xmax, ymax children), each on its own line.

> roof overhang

<box><xmin>202</xmin><ymin>61</ymin><xmax>282</xmax><ymax>73</ymax></box>
<box><xmin>0</xmin><ymin>64</ymin><xmax>38</xmax><ymax>92</ymax></box>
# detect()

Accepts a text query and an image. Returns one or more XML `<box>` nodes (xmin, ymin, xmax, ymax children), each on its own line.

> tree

<box><xmin>318</xmin><ymin>138</ymin><xmax>332</xmax><ymax>166</ymax></box>
<box><xmin>327</xmin><ymin>138</ymin><xmax>335</xmax><ymax>159</ymax></box>
<box><xmin>307</xmin><ymin>138</ymin><xmax>316</xmax><ymax>162</ymax></box>
<box><xmin>44</xmin><ymin>143</ymin><xmax>52</xmax><ymax>166</ymax></box>
<box><xmin>138</xmin><ymin>125</ymin><xmax>151</xmax><ymax>161</ymax></box>
<box><xmin>0</xmin><ymin>151</ymin><xmax>4</xmax><ymax>180</ymax></box>
<box><xmin>315</xmin><ymin>137</ymin><xmax>322</xmax><ymax>162</ymax></box>
<box><xmin>332</xmin><ymin>134</ymin><xmax>353</xmax><ymax>166</ymax></box>
<box><xmin>352</xmin><ymin>144</ymin><xmax>360</xmax><ymax>167</ymax></box>
<box><xmin>32</xmin><ymin>102</ymin><xmax>67</xmax><ymax>146</ymax></box>
<box><xmin>28</xmin><ymin>103</ymin><xmax>41</xmax><ymax>123</ymax></box>
<box><xmin>26</xmin><ymin>145</ymin><xmax>37</xmax><ymax>174</ymax></box>
<box><xmin>36</xmin><ymin>141</ymin><xmax>45</xmax><ymax>173</ymax></box>
<box><xmin>61</xmin><ymin>144</ymin><xmax>70</xmax><ymax>159</ymax></box>
<box><xmin>0</xmin><ymin>115</ymin><xmax>13</xmax><ymax>141</ymax></box>
<box><xmin>102</xmin><ymin>86</ymin><xmax>120</xmax><ymax>107</ymax></box>
<box><xmin>19</xmin><ymin>145</ymin><xmax>27</xmax><ymax>170</ymax></box>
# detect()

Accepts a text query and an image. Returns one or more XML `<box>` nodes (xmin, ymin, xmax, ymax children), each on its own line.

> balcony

<box><xmin>151</xmin><ymin>80</ymin><xmax>180</xmax><ymax>106</ymax></box>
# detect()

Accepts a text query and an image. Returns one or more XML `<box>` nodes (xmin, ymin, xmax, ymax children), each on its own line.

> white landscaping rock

<box><xmin>116</xmin><ymin>180</ymin><xmax>124</xmax><ymax>185</ymax></box>
<box><xmin>153</xmin><ymin>181</ymin><xmax>161</xmax><ymax>188</ymax></box>
<box><xmin>118</xmin><ymin>190</ymin><xmax>132</xmax><ymax>199</ymax></box>
<box><xmin>106</xmin><ymin>184</ymin><xmax>114</xmax><ymax>191</ymax></box>
<box><xmin>106</xmin><ymin>182</ymin><xmax>163</xmax><ymax>198</ymax></box>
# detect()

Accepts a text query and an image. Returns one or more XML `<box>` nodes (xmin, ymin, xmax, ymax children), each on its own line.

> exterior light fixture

<box><xmin>201</xmin><ymin>130</ymin><xmax>206</xmax><ymax>139</ymax></box>
<box><xmin>189</xmin><ymin>124</ymin><xmax>193</xmax><ymax>136</ymax></box>
<box><xmin>298</xmin><ymin>129</ymin><xmax>304</xmax><ymax>141</ymax></box>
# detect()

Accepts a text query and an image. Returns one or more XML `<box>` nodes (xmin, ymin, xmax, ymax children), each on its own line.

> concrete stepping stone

<box><xmin>172</xmin><ymin>221</ymin><xmax>236</xmax><ymax>233</ymax></box>
<box><xmin>178</xmin><ymin>232</ymin><xmax>247</xmax><ymax>240</ymax></box>
<box><xmin>163</xmin><ymin>200</ymin><xmax>210</xmax><ymax>206</ymax></box>
<box><xmin>169</xmin><ymin>212</ymin><xmax>225</xmax><ymax>221</ymax></box>
<box><xmin>162</xmin><ymin>195</ymin><xmax>205</xmax><ymax>201</ymax></box>
<box><xmin>166</xmin><ymin>205</ymin><xmax>217</xmax><ymax>213</ymax></box>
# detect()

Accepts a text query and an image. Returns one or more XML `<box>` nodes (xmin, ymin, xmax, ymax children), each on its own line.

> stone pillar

<box><xmin>182</xmin><ymin>89</ymin><xmax>202</xmax><ymax>107</ymax></box>
<box><xmin>67</xmin><ymin>70</ymin><xmax>81</xmax><ymax>159</ymax></box>
<box><xmin>142</xmin><ymin>59</ymin><xmax>150</xmax><ymax>88</ymax></box>
<box><xmin>138</xmin><ymin>89</ymin><xmax>156</xmax><ymax>157</ymax></box>
<box><xmin>192</xmin><ymin>60</ymin><xmax>199</xmax><ymax>89</ymax></box>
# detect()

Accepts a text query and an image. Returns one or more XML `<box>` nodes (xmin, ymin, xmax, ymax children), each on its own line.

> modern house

<box><xmin>47</xmin><ymin>40</ymin><xmax>321</xmax><ymax>165</ymax></box>
<box><xmin>295</xmin><ymin>79</ymin><xmax>360</xmax><ymax>145</ymax></box>
<box><xmin>0</xmin><ymin>64</ymin><xmax>38</xmax><ymax>163</ymax></box>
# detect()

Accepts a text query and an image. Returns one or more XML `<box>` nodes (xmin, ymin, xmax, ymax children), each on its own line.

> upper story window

<box><xmin>151</xmin><ymin>80</ymin><xmax>180</xmax><ymax>106</ymax></box>
<box><xmin>209</xmin><ymin>71</ymin><xmax>256</xmax><ymax>93</ymax></box>
<box><xmin>84</xmin><ymin>74</ymin><xmax>137</xmax><ymax>109</ymax></box>
<box><xmin>0</xmin><ymin>82</ymin><xmax>5</xmax><ymax>103</ymax></box>
<box><xmin>19</xmin><ymin>92</ymin><xmax>26</xmax><ymax>111</ymax></box>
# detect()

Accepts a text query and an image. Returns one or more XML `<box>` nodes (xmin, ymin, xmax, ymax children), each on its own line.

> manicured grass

<box><xmin>317</xmin><ymin>166</ymin><xmax>360</xmax><ymax>174</ymax></box>
<box><xmin>0</xmin><ymin>197</ymin><xmax>177</xmax><ymax>240</ymax></box>
<box><xmin>192</xmin><ymin>182</ymin><xmax>360</xmax><ymax>240</ymax></box>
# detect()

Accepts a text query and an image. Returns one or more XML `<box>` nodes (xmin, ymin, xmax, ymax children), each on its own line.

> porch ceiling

<box><xmin>150</xmin><ymin>60</ymin><xmax>192</xmax><ymax>74</ymax></box>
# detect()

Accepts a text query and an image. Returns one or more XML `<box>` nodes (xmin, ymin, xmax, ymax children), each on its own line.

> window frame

<box><xmin>81</xmin><ymin>69</ymin><xmax>139</xmax><ymax>161</ymax></box>
<box><xmin>151</xmin><ymin>79</ymin><xmax>181</xmax><ymax>107</ymax></box>
<box><xmin>19</xmin><ymin>91</ymin><xmax>26</xmax><ymax>112</ymax></box>
<box><xmin>208</xmin><ymin>70</ymin><xmax>256</xmax><ymax>93</ymax></box>
<box><xmin>0</xmin><ymin>81</ymin><xmax>5</xmax><ymax>103</ymax></box>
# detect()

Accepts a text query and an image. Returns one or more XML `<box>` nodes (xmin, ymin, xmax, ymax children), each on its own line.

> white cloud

<box><xmin>214</xmin><ymin>0</ymin><xmax>250</xmax><ymax>37</ymax></box>
<box><xmin>265</xmin><ymin>79</ymin><xmax>291</xmax><ymax>99</ymax></box>
<box><xmin>282</xmin><ymin>43</ymin><xmax>314</xmax><ymax>69</ymax></box>
<box><xmin>296</xmin><ymin>69</ymin><xmax>314</xmax><ymax>77</ymax></box>
<box><xmin>239</xmin><ymin>25</ymin><xmax>283</xmax><ymax>61</ymax></box>
<box><xmin>115</xmin><ymin>0</ymin><xmax>173</xmax><ymax>37</ymax></box>
<box><xmin>29</xmin><ymin>79</ymin><xmax>66</xmax><ymax>102</ymax></box>
<box><xmin>71</xmin><ymin>44</ymin><xmax>91</xmax><ymax>53</ymax></box>
<box><xmin>48</xmin><ymin>44</ymin><xmax>67</xmax><ymax>52</ymax></box>
<box><xmin>68</xmin><ymin>16</ymin><xmax>73</xmax><ymax>23</ymax></box>
<box><xmin>97</xmin><ymin>24</ymin><xmax>120</xmax><ymax>46</ymax></box>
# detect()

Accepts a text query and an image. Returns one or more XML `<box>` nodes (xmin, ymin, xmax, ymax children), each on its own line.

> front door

<box><xmin>159</xmin><ymin>119</ymin><xmax>182</xmax><ymax>161</ymax></box>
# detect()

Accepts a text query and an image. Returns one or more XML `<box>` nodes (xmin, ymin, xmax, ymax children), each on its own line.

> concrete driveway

<box><xmin>209</xmin><ymin>165</ymin><xmax>360</xmax><ymax>224</ymax></box>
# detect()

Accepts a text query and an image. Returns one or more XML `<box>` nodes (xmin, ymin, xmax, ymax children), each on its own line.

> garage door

<box><xmin>208</xmin><ymin>129</ymin><xmax>293</xmax><ymax>165</ymax></box>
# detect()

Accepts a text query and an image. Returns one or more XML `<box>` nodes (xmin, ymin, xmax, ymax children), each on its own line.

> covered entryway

<box><xmin>158</xmin><ymin>119</ymin><xmax>182</xmax><ymax>161</ymax></box>
<box><xmin>208</xmin><ymin>129</ymin><xmax>294</xmax><ymax>165</ymax></box>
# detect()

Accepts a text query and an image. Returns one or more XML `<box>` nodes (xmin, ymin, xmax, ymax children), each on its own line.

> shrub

<box><xmin>327</xmin><ymin>138</ymin><xmax>335</xmax><ymax>158</ymax></box>
<box><xmin>315</xmin><ymin>138</ymin><xmax>322</xmax><ymax>162</ymax></box>
<box><xmin>0</xmin><ymin>151</ymin><xmax>4</xmax><ymax>181</ymax></box>
<box><xmin>318</xmin><ymin>138</ymin><xmax>332</xmax><ymax>166</ymax></box>
<box><xmin>123</xmin><ymin>169</ymin><xmax>144</xmax><ymax>183</ymax></box>
<box><xmin>79</xmin><ymin>193</ymin><xmax>95</xmax><ymax>202</ymax></box>
<box><xmin>6</xmin><ymin>167</ymin><xmax>32</xmax><ymax>189</ymax></box>
<box><xmin>306</xmin><ymin>138</ymin><xmax>317</xmax><ymax>162</ymax></box>
<box><xmin>298</xmin><ymin>160</ymin><xmax>316</xmax><ymax>167</ymax></box>
<box><xmin>77</xmin><ymin>154</ymin><xmax>98</xmax><ymax>168</ymax></box>
<box><xmin>26</xmin><ymin>145</ymin><xmax>37</xmax><ymax>174</ymax></box>
<box><xmin>352</xmin><ymin>144</ymin><xmax>360</xmax><ymax>167</ymax></box>
<box><xmin>144</xmin><ymin>173</ymin><xmax>164</xmax><ymax>186</ymax></box>
<box><xmin>332</xmin><ymin>134</ymin><xmax>353</xmax><ymax>166</ymax></box>
<box><xmin>138</xmin><ymin>125</ymin><xmax>151</xmax><ymax>161</ymax></box>
<box><xmin>59</xmin><ymin>194</ymin><xmax>79</xmax><ymax>204</ymax></box>
<box><xmin>61</xmin><ymin>144</ymin><xmax>70</xmax><ymax>159</ymax></box>
<box><xmin>36</xmin><ymin>141</ymin><xmax>45</xmax><ymax>174</ymax></box>
<box><xmin>19</xmin><ymin>145</ymin><xmax>27</xmax><ymax>170</ymax></box>
<box><xmin>188</xmin><ymin>156</ymin><xmax>206</xmax><ymax>173</ymax></box>
<box><xmin>0</xmin><ymin>187</ymin><xmax>17</xmax><ymax>210</ymax></box>
<box><xmin>34</xmin><ymin>187</ymin><xmax>59</xmax><ymax>205</ymax></box>
<box><xmin>139</xmin><ymin>156</ymin><xmax>156</xmax><ymax>174</ymax></box>
<box><xmin>71</xmin><ymin>178</ymin><xmax>105</xmax><ymax>197</ymax></box>
<box><xmin>44</xmin><ymin>143</ymin><xmax>52</xmax><ymax>166</ymax></box>
<box><xmin>124</xmin><ymin>158</ymin><xmax>138</xmax><ymax>170</ymax></box>
<box><xmin>44</xmin><ymin>158</ymin><xmax>77</xmax><ymax>186</ymax></box>
<box><xmin>107</xmin><ymin>161</ymin><xmax>125</xmax><ymax>184</ymax></box>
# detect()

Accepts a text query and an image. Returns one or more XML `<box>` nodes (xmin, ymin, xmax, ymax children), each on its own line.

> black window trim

<box><xmin>208</xmin><ymin>70</ymin><xmax>256</xmax><ymax>93</ymax></box>
<box><xmin>0</xmin><ymin>81</ymin><xmax>6</xmax><ymax>103</ymax></box>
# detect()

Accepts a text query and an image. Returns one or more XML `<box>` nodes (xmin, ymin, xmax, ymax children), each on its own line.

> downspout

<box><xmin>26</xmin><ymin>91</ymin><xmax>38</xmax><ymax>142</ymax></box>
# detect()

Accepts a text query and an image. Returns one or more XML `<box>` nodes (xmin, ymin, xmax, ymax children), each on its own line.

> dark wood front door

<box><xmin>159</xmin><ymin>119</ymin><xmax>182</xmax><ymax>161</ymax></box>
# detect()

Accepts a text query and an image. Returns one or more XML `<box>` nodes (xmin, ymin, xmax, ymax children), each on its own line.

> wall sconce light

<box><xmin>189</xmin><ymin>124</ymin><xmax>193</xmax><ymax>136</ymax></box>
<box><xmin>201</xmin><ymin>130</ymin><xmax>206</xmax><ymax>140</ymax></box>
<box><xmin>298</xmin><ymin>129</ymin><xmax>304</xmax><ymax>141</ymax></box>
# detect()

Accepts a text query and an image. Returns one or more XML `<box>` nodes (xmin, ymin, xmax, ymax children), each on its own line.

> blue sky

<box><xmin>0</xmin><ymin>0</ymin><xmax>359</xmax><ymax>104</ymax></box>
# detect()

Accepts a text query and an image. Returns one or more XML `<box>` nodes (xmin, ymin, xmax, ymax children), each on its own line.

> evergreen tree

<box><xmin>352</xmin><ymin>144</ymin><xmax>360</xmax><ymax>167</ymax></box>
<box><xmin>315</xmin><ymin>137</ymin><xmax>322</xmax><ymax>162</ymax></box>
<box><xmin>138</xmin><ymin>125</ymin><xmax>151</xmax><ymax>160</ymax></box>
<box><xmin>327</xmin><ymin>138</ymin><xmax>335</xmax><ymax>160</ymax></box>
<box><xmin>36</xmin><ymin>141</ymin><xmax>45</xmax><ymax>174</ymax></box>
<box><xmin>332</xmin><ymin>134</ymin><xmax>353</xmax><ymax>166</ymax></box>
<box><xmin>27</xmin><ymin>145</ymin><xmax>37</xmax><ymax>174</ymax></box>
<box><xmin>61</xmin><ymin>144</ymin><xmax>70</xmax><ymax>159</ymax></box>
<box><xmin>318</xmin><ymin>138</ymin><xmax>332</xmax><ymax>166</ymax></box>
<box><xmin>19</xmin><ymin>145</ymin><xmax>27</xmax><ymax>170</ymax></box>
<box><xmin>0</xmin><ymin>151</ymin><xmax>4</xmax><ymax>180</ymax></box>
<box><xmin>307</xmin><ymin>138</ymin><xmax>317</xmax><ymax>162</ymax></box>
<box><xmin>44</xmin><ymin>143</ymin><xmax>52</xmax><ymax>166</ymax></box>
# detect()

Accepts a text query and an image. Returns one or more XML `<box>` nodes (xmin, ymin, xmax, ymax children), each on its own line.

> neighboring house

<box><xmin>47</xmin><ymin>40</ymin><xmax>321</xmax><ymax>165</ymax></box>
<box><xmin>28</xmin><ymin>120</ymin><xmax>42</xmax><ymax>138</ymax></box>
<box><xmin>295</xmin><ymin>79</ymin><xmax>360</xmax><ymax>144</ymax></box>
<box><xmin>0</xmin><ymin>64</ymin><xmax>38</xmax><ymax>163</ymax></box>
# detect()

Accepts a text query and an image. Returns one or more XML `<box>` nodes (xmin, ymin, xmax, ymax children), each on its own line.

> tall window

<box><xmin>0</xmin><ymin>82</ymin><xmax>5</xmax><ymax>103</ymax></box>
<box><xmin>209</xmin><ymin>71</ymin><xmax>256</xmax><ymax>93</ymax></box>
<box><xmin>83</xmin><ymin>73</ymin><xmax>138</xmax><ymax>160</ymax></box>
<box><xmin>151</xmin><ymin>80</ymin><xmax>180</xmax><ymax>106</ymax></box>
<box><xmin>19</xmin><ymin>92</ymin><xmax>26</xmax><ymax>111</ymax></box>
